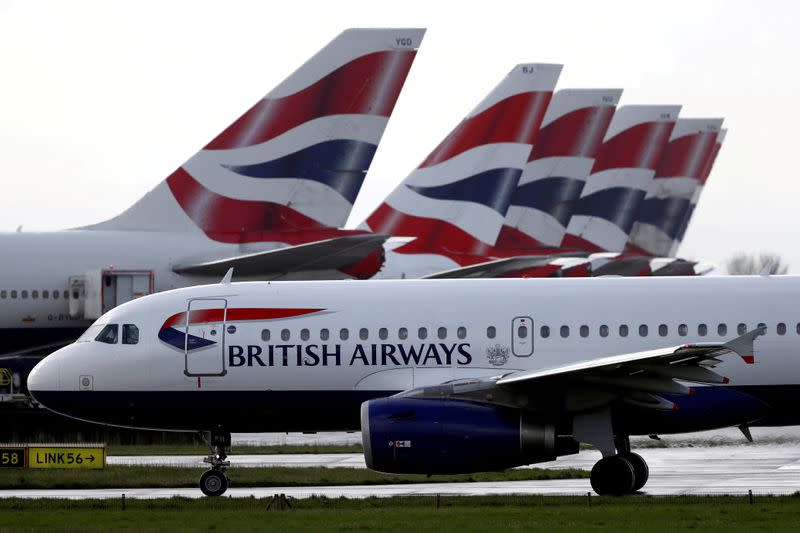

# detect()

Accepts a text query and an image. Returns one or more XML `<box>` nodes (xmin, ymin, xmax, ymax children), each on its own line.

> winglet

<box><xmin>724</xmin><ymin>326</ymin><xmax>766</xmax><ymax>364</ymax></box>
<box><xmin>221</xmin><ymin>268</ymin><xmax>234</xmax><ymax>285</ymax></box>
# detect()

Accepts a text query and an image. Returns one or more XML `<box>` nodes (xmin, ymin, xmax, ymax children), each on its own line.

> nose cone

<box><xmin>27</xmin><ymin>354</ymin><xmax>61</xmax><ymax>402</ymax></box>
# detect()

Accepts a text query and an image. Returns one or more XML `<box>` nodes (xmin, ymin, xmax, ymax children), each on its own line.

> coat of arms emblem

<box><xmin>486</xmin><ymin>344</ymin><xmax>510</xmax><ymax>366</ymax></box>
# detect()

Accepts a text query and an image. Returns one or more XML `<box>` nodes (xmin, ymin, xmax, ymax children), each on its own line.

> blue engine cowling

<box><xmin>361</xmin><ymin>397</ymin><xmax>570</xmax><ymax>475</ymax></box>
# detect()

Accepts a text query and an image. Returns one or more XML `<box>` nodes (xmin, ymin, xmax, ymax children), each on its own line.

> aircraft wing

<box><xmin>172</xmin><ymin>234</ymin><xmax>388</xmax><ymax>277</ymax></box>
<box><xmin>422</xmin><ymin>254</ymin><xmax>583</xmax><ymax>279</ymax></box>
<box><xmin>402</xmin><ymin>327</ymin><xmax>765</xmax><ymax>411</ymax></box>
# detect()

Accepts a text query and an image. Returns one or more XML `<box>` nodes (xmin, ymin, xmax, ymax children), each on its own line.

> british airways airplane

<box><xmin>28</xmin><ymin>274</ymin><xmax>789</xmax><ymax>497</ymax></box>
<box><xmin>0</xmin><ymin>28</ymin><xmax>423</xmax><ymax>356</ymax></box>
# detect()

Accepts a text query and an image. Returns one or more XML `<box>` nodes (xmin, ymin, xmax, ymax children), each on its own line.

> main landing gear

<box><xmin>573</xmin><ymin>408</ymin><xmax>650</xmax><ymax>496</ymax></box>
<box><xmin>200</xmin><ymin>426</ymin><xmax>231</xmax><ymax>497</ymax></box>
<box><xmin>590</xmin><ymin>436</ymin><xmax>649</xmax><ymax>496</ymax></box>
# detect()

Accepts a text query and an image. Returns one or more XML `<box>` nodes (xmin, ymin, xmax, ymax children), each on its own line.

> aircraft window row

<box><xmin>538</xmin><ymin>322</ymin><xmax>789</xmax><ymax>339</ymax></box>
<box><xmin>258</xmin><ymin>326</ymin><xmax>471</xmax><ymax>342</ymax></box>
<box><xmin>0</xmin><ymin>289</ymin><xmax>69</xmax><ymax>300</ymax></box>
<box><xmin>92</xmin><ymin>323</ymin><xmax>139</xmax><ymax>345</ymax></box>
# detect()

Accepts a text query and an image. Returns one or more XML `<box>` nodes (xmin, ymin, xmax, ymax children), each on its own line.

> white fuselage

<box><xmin>27</xmin><ymin>275</ymin><xmax>800</xmax><ymax>433</ymax></box>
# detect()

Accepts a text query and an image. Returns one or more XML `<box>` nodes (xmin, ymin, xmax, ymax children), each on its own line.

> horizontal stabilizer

<box><xmin>173</xmin><ymin>234</ymin><xmax>388</xmax><ymax>276</ymax></box>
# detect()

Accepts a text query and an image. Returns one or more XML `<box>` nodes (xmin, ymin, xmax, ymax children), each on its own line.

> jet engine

<box><xmin>360</xmin><ymin>397</ymin><xmax>577</xmax><ymax>475</ymax></box>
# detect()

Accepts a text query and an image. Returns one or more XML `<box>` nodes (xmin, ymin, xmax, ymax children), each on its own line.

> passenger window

<box><xmin>580</xmin><ymin>325</ymin><xmax>589</xmax><ymax>338</ymax></box>
<box><xmin>438</xmin><ymin>327</ymin><xmax>447</xmax><ymax>340</ymax></box>
<box><xmin>122</xmin><ymin>324</ymin><xmax>139</xmax><ymax>345</ymax></box>
<box><xmin>678</xmin><ymin>324</ymin><xmax>688</xmax><ymax>336</ymax></box>
<box><xmin>518</xmin><ymin>325</ymin><xmax>528</xmax><ymax>339</ymax></box>
<box><xmin>797</xmin><ymin>323</ymin><xmax>800</xmax><ymax>335</ymax></box>
<box><xmin>0</xmin><ymin>290</ymin><xmax>5</xmax><ymax>298</ymax></box>
<box><xmin>281</xmin><ymin>329</ymin><xmax>290</xmax><ymax>341</ymax></box>
<box><xmin>777</xmin><ymin>323</ymin><xmax>787</xmax><ymax>336</ymax></box>
<box><xmin>758</xmin><ymin>322</ymin><xmax>767</xmax><ymax>333</ymax></box>
<box><xmin>301</xmin><ymin>329</ymin><xmax>310</xmax><ymax>341</ymax></box>
<box><xmin>32</xmin><ymin>290</ymin><xmax>38</xmax><ymax>299</ymax></box>
<box><xmin>53</xmin><ymin>290</ymin><xmax>59</xmax><ymax>300</ymax></box>
<box><xmin>21</xmin><ymin>290</ymin><xmax>28</xmax><ymax>299</ymax></box>
<box><xmin>659</xmin><ymin>324</ymin><xmax>668</xmax><ymax>337</ymax></box>
<box><xmin>619</xmin><ymin>325</ymin><xmax>629</xmax><ymax>337</ymax></box>
<box><xmin>398</xmin><ymin>327</ymin><xmax>408</xmax><ymax>340</ymax></box>
<box><xmin>540</xmin><ymin>325</ymin><xmax>550</xmax><ymax>338</ymax></box>
<box><xmin>639</xmin><ymin>324</ymin><xmax>648</xmax><ymax>337</ymax></box>
<box><xmin>738</xmin><ymin>323</ymin><xmax>747</xmax><ymax>335</ymax></box>
<box><xmin>96</xmin><ymin>324</ymin><xmax>119</xmax><ymax>344</ymax></box>
<box><xmin>11</xmin><ymin>290</ymin><xmax>17</xmax><ymax>299</ymax></box>
<box><xmin>261</xmin><ymin>329</ymin><xmax>270</xmax><ymax>341</ymax></box>
<box><xmin>486</xmin><ymin>326</ymin><xmax>496</xmax><ymax>339</ymax></box>
<box><xmin>698</xmin><ymin>324</ymin><xmax>707</xmax><ymax>336</ymax></box>
<box><xmin>320</xmin><ymin>328</ymin><xmax>329</xmax><ymax>341</ymax></box>
<box><xmin>359</xmin><ymin>328</ymin><xmax>368</xmax><ymax>341</ymax></box>
<box><xmin>42</xmin><ymin>290</ymin><xmax>49</xmax><ymax>299</ymax></box>
<box><xmin>457</xmin><ymin>326</ymin><xmax>466</xmax><ymax>340</ymax></box>
<box><xmin>599</xmin><ymin>325</ymin><xmax>609</xmax><ymax>338</ymax></box>
<box><xmin>379</xmin><ymin>328</ymin><xmax>388</xmax><ymax>340</ymax></box>
<box><xmin>63</xmin><ymin>290</ymin><xmax>69</xmax><ymax>299</ymax></box>
<box><xmin>340</xmin><ymin>328</ymin><xmax>349</xmax><ymax>341</ymax></box>
<box><xmin>560</xmin><ymin>325</ymin><xmax>569</xmax><ymax>338</ymax></box>
<box><xmin>418</xmin><ymin>327</ymin><xmax>427</xmax><ymax>340</ymax></box>
<box><xmin>718</xmin><ymin>323</ymin><xmax>727</xmax><ymax>336</ymax></box>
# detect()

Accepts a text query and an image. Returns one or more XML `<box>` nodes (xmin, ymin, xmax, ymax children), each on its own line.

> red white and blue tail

<box><xmin>669</xmin><ymin>128</ymin><xmax>727</xmax><ymax>256</ymax></box>
<box><xmin>363</xmin><ymin>63</ymin><xmax>562</xmax><ymax>260</ymax></box>
<box><xmin>561</xmin><ymin>105</ymin><xmax>680</xmax><ymax>252</ymax></box>
<box><xmin>87</xmin><ymin>28</ymin><xmax>424</xmax><ymax>242</ymax></box>
<box><xmin>495</xmin><ymin>88</ymin><xmax>622</xmax><ymax>250</ymax></box>
<box><xmin>627</xmin><ymin>118</ymin><xmax>724</xmax><ymax>256</ymax></box>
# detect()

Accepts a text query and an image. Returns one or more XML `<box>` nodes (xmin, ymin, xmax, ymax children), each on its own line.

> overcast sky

<box><xmin>2</xmin><ymin>0</ymin><xmax>799</xmax><ymax>272</ymax></box>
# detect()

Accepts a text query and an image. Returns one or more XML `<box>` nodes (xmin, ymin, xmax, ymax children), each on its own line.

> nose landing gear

<box><xmin>200</xmin><ymin>426</ymin><xmax>231</xmax><ymax>497</ymax></box>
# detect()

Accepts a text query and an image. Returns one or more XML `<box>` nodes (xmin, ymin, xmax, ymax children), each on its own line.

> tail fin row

<box><xmin>87</xmin><ymin>28</ymin><xmax>425</xmax><ymax>241</ymax></box>
<box><xmin>363</xmin><ymin>64</ymin><xmax>562</xmax><ymax>260</ymax></box>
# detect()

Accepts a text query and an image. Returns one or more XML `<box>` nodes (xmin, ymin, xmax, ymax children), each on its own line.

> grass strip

<box><xmin>1</xmin><ymin>495</ymin><xmax>799</xmax><ymax>532</ymax></box>
<box><xmin>0</xmin><ymin>465</ymin><xmax>587</xmax><ymax>490</ymax></box>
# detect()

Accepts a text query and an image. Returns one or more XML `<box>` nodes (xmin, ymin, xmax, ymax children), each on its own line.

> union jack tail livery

<box><xmin>561</xmin><ymin>105</ymin><xmax>680</xmax><ymax>252</ymax></box>
<box><xmin>626</xmin><ymin>118</ymin><xmax>723</xmax><ymax>257</ymax></box>
<box><xmin>495</xmin><ymin>88</ymin><xmax>622</xmax><ymax>251</ymax></box>
<box><xmin>87</xmin><ymin>28</ymin><xmax>425</xmax><ymax>242</ymax></box>
<box><xmin>669</xmin><ymin>128</ymin><xmax>727</xmax><ymax>256</ymax></box>
<box><xmin>363</xmin><ymin>63</ymin><xmax>562</xmax><ymax>262</ymax></box>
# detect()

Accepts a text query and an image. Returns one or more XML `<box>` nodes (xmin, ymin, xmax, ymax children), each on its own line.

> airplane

<box><xmin>363</xmin><ymin>63</ymin><xmax>563</xmax><ymax>279</ymax></box>
<box><xmin>27</xmin><ymin>273</ymin><xmax>786</xmax><ymax>497</ymax></box>
<box><xmin>0</xmin><ymin>28</ymin><xmax>424</xmax><ymax>358</ymax></box>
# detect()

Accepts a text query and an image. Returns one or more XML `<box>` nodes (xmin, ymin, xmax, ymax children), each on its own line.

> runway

<box><xmin>2</xmin><ymin>444</ymin><xmax>799</xmax><ymax>499</ymax></box>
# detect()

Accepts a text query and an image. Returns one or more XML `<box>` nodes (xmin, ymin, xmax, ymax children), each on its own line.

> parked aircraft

<box><xmin>0</xmin><ymin>28</ymin><xmax>423</xmax><ymax>357</ymax></box>
<box><xmin>28</xmin><ymin>274</ymin><xmax>782</xmax><ymax>497</ymax></box>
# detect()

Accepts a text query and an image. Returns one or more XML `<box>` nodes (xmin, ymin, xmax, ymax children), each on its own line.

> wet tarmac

<box><xmin>2</xmin><ymin>444</ymin><xmax>799</xmax><ymax>499</ymax></box>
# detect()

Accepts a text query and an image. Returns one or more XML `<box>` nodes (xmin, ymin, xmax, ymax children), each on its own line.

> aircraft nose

<box><xmin>27</xmin><ymin>354</ymin><xmax>61</xmax><ymax>399</ymax></box>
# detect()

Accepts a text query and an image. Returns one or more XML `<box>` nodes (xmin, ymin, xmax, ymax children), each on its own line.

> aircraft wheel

<box><xmin>622</xmin><ymin>452</ymin><xmax>649</xmax><ymax>492</ymax></box>
<box><xmin>200</xmin><ymin>469</ymin><xmax>228</xmax><ymax>497</ymax></box>
<box><xmin>590</xmin><ymin>455</ymin><xmax>636</xmax><ymax>496</ymax></box>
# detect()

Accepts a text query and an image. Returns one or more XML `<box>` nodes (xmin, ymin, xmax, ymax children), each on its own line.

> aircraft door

<box><xmin>512</xmin><ymin>316</ymin><xmax>533</xmax><ymax>357</ymax></box>
<box><xmin>184</xmin><ymin>298</ymin><xmax>227</xmax><ymax>377</ymax></box>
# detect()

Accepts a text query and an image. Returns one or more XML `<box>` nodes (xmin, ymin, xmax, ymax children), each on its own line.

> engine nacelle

<box><xmin>361</xmin><ymin>397</ymin><xmax>575</xmax><ymax>475</ymax></box>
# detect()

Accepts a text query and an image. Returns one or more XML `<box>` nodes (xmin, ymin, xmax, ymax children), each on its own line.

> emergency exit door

<box><xmin>184</xmin><ymin>298</ymin><xmax>227</xmax><ymax>376</ymax></box>
<box><xmin>512</xmin><ymin>316</ymin><xmax>534</xmax><ymax>357</ymax></box>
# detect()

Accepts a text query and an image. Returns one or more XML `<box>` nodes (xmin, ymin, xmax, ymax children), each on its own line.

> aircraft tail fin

<box><xmin>86</xmin><ymin>28</ymin><xmax>425</xmax><ymax>242</ymax></box>
<box><xmin>561</xmin><ymin>105</ymin><xmax>680</xmax><ymax>253</ymax></box>
<box><xmin>496</xmin><ymin>88</ymin><xmax>622</xmax><ymax>251</ymax></box>
<box><xmin>362</xmin><ymin>63</ymin><xmax>562</xmax><ymax>260</ymax></box>
<box><xmin>627</xmin><ymin>118</ymin><xmax>724</xmax><ymax>256</ymax></box>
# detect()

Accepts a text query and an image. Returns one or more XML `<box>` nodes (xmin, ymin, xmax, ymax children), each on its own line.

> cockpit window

<box><xmin>122</xmin><ymin>324</ymin><xmax>139</xmax><ymax>345</ymax></box>
<box><xmin>96</xmin><ymin>324</ymin><xmax>119</xmax><ymax>344</ymax></box>
<box><xmin>77</xmin><ymin>323</ymin><xmax>106</xmax><ymax>343</ymax></box>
